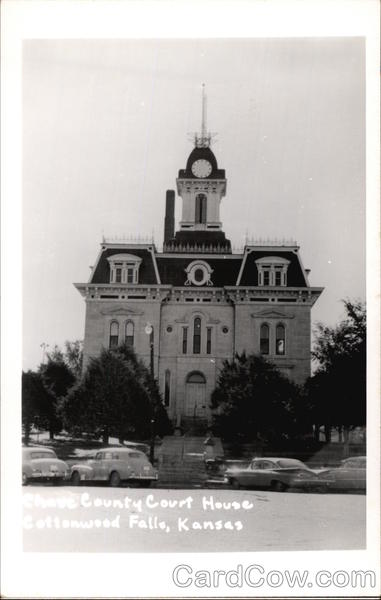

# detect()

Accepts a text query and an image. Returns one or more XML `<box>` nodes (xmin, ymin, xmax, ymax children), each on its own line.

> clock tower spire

<box><xmin>162</xmin><ymin>86</ymin><xmax>230</xmax><ymax>253</ymax></box>
<box><xmin>194</xmin><ymin>83</ymin><xmax>211</xmax><ymax>149</ymax></box>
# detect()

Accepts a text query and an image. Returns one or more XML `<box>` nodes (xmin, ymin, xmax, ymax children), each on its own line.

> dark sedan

<box><xmin>225</xmin><ymin>457</ymin><xmax>329</xmax><ymax>492</ymax></box>
<box><xmin>322</xmin><ymin>456</ymin><xmax>366</xmax><ymax>492</ymax></box>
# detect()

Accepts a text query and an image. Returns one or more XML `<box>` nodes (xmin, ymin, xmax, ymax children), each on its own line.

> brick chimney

<box><xmin>164</xmin><ymin>190</ymin><xmax>175</xmax><ymax>243</ymax></box>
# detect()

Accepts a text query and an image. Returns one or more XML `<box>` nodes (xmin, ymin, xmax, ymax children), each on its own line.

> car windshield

<box><xmin>30</xmin><ymin>451</ymin><xmax>56</xmax><ymax>459</ymax></box>
<box><xmin>277</xmin><ymin>459</ymin><xmax>305</xmax><ymax>469</ymax></box>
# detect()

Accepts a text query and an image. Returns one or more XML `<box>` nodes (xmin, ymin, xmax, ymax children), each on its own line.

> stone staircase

<box><xmin>157</xmin><ymin>435</ymin><xmax>224</xmax><ymax>487</ymax></box>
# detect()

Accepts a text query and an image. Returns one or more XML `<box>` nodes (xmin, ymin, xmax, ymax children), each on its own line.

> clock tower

<box><xmin>167</xmin><ymin>85</ymin><xmax>231</xmax><ymax>253</ymax></box>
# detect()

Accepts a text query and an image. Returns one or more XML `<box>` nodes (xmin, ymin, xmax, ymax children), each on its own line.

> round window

<box><xmin>222</xmin><ymin>326</ymin><xmax>229</xmax><ymax>334</ymax></box>
<box><xmin>167</xmin><ymin>326</ymin><xmax>173</xmax><ymax>333</ymax></box>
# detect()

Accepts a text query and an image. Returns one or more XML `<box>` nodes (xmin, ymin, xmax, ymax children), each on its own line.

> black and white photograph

<box><xmin>1</xmin><ymin>0</ymin><xmax>380</xmax><ymax>598</ymax></box>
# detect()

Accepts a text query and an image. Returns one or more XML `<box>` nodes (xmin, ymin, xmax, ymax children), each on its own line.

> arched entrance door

<box><xmin>185</xmin><ymin>372</ymin><xmax>206</xmax><ymax>418</ymax></box>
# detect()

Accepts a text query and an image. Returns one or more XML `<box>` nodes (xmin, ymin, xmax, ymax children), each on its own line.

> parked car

<box><xmin>70</xmin><ymin>447</ymin><xmax>158</xmax><ymax>487</ymax></box>
<box><xmin>225</xmin><ymin>457</ymin><xmax>330</xmax><ymax>492</ymax></box>
<box><xmin>322</xmin><ymin>456</ymin><xmax>366</xmax><ymax>492</ymax></box>
<box><xmin>22</xmin><ymin>446</ymin><xmax>71</xmax><ymax>485</ymax></box>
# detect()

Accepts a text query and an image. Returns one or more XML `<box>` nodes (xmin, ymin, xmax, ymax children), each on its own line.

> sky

<box><xmin>22</xmin><ymin>37</ymin><xmax>365</xmax><ymax>370</ymax></box>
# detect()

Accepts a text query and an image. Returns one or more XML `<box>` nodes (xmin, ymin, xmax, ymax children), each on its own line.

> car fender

<box><xmin>71</xmin><ymin>464</ymin><xmax>94</xmax><ymax>474</ymax></box>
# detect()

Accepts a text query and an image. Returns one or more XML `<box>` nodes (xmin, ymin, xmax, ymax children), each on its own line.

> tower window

<box><xmin>182</xmin><ymin>327</ymin><xmax>188</xmax><ymax>354</ymax></box>
<box><xmin>164</xmin><ymin>370</ymin><xmax>170</xmax><ymax>407</ymax></box>
<box><xmin>193</xmin><ymin>317</ymin><xmax>201</xmax><ymax>354</ymax></box>
<box><xmin>109</xmin><ymin>321</ymin><xmax>119</xmax><ymax>348</ymax></box>
<box><xmin>276</xmin><ymin>324</ymin><xmax>286</xmax><ymax>355</ymax></box>
<box><xmin>260</xmin><ymin>323</ymin><xmax>269</xmax><ymax>355</ymax></box>
<box><xmin>206</xmin><ymin>327</ymin><xmax>212</xmax><ymax>354</ymax></box>
<box><xmin>125</xmin><ymin>321</ymin><xmax>134</xmax><ymax>346</ymax></box>
<box><xmin>195</xmin><ymin>193</ymin><xmax>207</xmax><ymax>224</ymax></box>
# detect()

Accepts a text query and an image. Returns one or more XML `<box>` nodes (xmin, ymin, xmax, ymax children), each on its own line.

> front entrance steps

<box><xmin>157</xmin><ymin>435</ymin><xmax>224</xmax><ymax>487</ymax></box>
<box><xmin>179</xmin><ymin>417</ymin><xmax>209</xmax><ymax>436</ymax></box>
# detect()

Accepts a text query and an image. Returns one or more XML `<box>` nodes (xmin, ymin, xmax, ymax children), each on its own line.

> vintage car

<box><xmin>22</xmin><ymin>446</ymin><xmax>71</xmax><ymax>485</ymax></box>
<box><xmin>225</xmin><ymin>457</ymin><xmax>330</xmax><ymax>492</ymax></box>
<box><xmin>70</xmin><ymin>447</ymin><xmax>158</xmax><ymax>487</ymax></box>
<box><xmin>322</xmin><ymin>456</ymin><xmax>366</xmax><ymax>492</ymax></box>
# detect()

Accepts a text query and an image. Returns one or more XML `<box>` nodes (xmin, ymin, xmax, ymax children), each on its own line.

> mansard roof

<box><xmin>90</xmin><ymin>246</ymin><xmax>158</xmax><ymax>285</ymax></box>
<box><xmin>156</xmin><ymin>255</ymin><xmax>241</xmax><ymax>287</ymax></box>
<box><xmin>239</xmin><ymin>249</ymin><xmax>308</xmax><ymax>287</ymax></box>
<box><xmin>87</xmin><ymin>243</ymin><xmax>309</xmax><ymax>288</ymax></box>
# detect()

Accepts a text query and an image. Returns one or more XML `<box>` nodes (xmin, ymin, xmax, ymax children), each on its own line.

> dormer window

<box><xmin>255</xmin><ymin>256</ymin><xmax>290</xmax><ymax>287</ymax></box>
<box><xmin>107</xmin><ymin>254</ymin><xmax>142</xmax><ymax>285</ymax></box>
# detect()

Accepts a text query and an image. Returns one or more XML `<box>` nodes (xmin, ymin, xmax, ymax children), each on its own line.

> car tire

<box><xmin>109</xmin><ymin>471</ymin><xmax>121</xmax><ymax>487</ymax></box>
<box><xmin>71</xmin><ymin>471</ymin><xmax>81</xmax><ymax>486</ymax></box>
<box><xmin>230</xmin><ymin>478</ymin><xmax>241</xmax><ymax>490</ymax></box>
<box><xmin>271</xmin><ymin>480</ymin><xmax>287</xmax><ymax>492</ymax></box>
<box><xmin>22</xmin><ymin>473</ymin><xmax>28</xmax><ymax>486</ymax></box>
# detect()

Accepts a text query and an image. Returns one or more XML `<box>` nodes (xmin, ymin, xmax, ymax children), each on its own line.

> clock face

<box><xmin>191</xmin><ymin>159</ymin><xmax>212</xmax><ymax>178</ymax></box>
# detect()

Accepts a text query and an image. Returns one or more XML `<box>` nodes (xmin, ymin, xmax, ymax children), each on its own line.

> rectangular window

<box><xmin>164</xmin><ymin>370</ymin><xmax>170</xmax><ymax>407</ymax></box>
<box><xmin>206</xmin><ymin>328</ymin><xmax>212</xmax><ymax>354</ymax></box>
<box><xmin>193</xmin><ymin>318</ymin><xmax>201</xmax><ymax>354</ymax></box>
<box><xmin>275</xmin><ymin>270</ymin><xmax>282</xmax><ymax>286</ymax></box>
<box><xmin>127</xmin><ymin>267</ymin><xmax>134</xmax><ymax>283</ymax></box>
<box><xmin>182</xmin><ymin>327</ymin><xmax>188</xmax><ymax>354</ymax></box>
<box><xmin>115</xmin><ymin>268</ymin><xmax>122</xmax><ymax>283</ymax></box>
<box><xmin>263</xmin><ymin>270</ymin><xmax>270</xmax><ymax>286</ymax></box>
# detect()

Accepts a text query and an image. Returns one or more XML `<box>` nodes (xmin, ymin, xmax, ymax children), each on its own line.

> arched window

<box><xmin>164</xmin><ymin>370</ymin><xmax>171</xmax><ymax>407</ymax></box>
<box><xmin>109</xmin><ymin>321</ymin><xmax>119</xmax><ymax>348</ymax></box>
<box><xmin>195</xmin><ymin>194</ymin><xmax>207</xmax><ymax>224</ymax></box>
<box><xmin>125</xmin><ymin>321</ymin><xmax>134</xmax><ymax>346</ymax></box>
<box><xmin>260</xmin><ymin>323</ymin><xmax>269</xmax><ymax>355</ymax></box>
<box><xmin>276</xmin><ymin>324</ymin><xmax>286</xmax><ymax>355</ymax></box>
<box><xmin>186</xmin><ymin>371</ymin><xmax>206</xmax><ymax>384</ymax></box>
<box><xmin>193</xmin><ymin>317</ymin><xmax>201</xmax><ymax>354</ymax></box>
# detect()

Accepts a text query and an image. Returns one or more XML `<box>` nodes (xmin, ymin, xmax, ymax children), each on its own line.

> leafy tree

<box><xmin>46</xmin><ymin>340</ymin><xmax>83</xmax><ymax>378</ymax></box>
<box><xmin>39</xmin><ymin>355</ymin><xmax>76</xmax><ymax>439</ymax></box>
<box><xmin>211</xmin><ymin>353</ymin><xmax>304</xmax><ymax>443</ymax></box>
<box><xmin>307</xmin><ymin>300</ymin><xmax>366</xmax><ymax>442</ymax></box>
<box><xmin>22</xmin><ymin>371</ymin><xmax>52</xmax><ymax>444</ymax></box>
<box><xmin>62</xmin><ymin>343</ymin><xmax>171</xmax><ymax>444</ymax></box>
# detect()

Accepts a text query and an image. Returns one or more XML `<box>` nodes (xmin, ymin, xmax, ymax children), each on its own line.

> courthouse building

<box><xmin>75</xmin><ymin>93</ymin><xmax>323</xmax><ymax>427</ymax></box>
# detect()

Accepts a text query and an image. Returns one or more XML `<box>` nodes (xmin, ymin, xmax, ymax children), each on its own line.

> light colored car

<box><xmin>70</xmin><ymin>447</ymin><xmax>158</xmax><ymax>487</ymax></box>
<box><xmin>22</xmin><ymin>446</ymin><xmax>71</xmax><ymax>485</ymax></box>
<box><xmin>323</xmin><ymin>456</ymin><xmax>366</xmax><ymax>492</ymax></box>
<box><xmin>225</xmin><ymin>457</ymin><xmax>330</xmax><ymax>492</ymax></box>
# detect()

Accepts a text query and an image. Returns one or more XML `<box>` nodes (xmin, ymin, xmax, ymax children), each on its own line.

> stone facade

<box><xmin>75</xmin><ymin>118</ymin><xmax>323</xmax><ymax>427</ymax></box>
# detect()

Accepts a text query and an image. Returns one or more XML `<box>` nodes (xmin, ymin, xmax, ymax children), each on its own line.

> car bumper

<box><xmin>290</xmin><ymin>478</ymin><xmax>331</xmax><ymax>488</ymax></box>
<box><xmin>31</xmin><ymin>472</ymin><xmax>70</xmax><ymax>480</ymax></box>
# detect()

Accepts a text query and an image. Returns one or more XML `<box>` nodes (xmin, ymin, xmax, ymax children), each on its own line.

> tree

<box><xmin>46</xmin><ymin>340</ymin><xmax>83</xmax><ymax>378</ymax></box>
<box><xmin>22</xmin><ymin>371</ymin><xmax>52</xmax><ymax>444</ymax></box>
<box><xmin>307</xmin><ymin>300</ymin><xmax>366</xmax><ymax>443</ymax></box>
<box><xmin>62</xmin><ymin>343</ymin><xmax>171</xmax><ymax>443</ymax></box>
<box><xmin>22</xmin><ymin>340</ymin><xmax>83</xmax><ymax>440</ymax></box>
<box><xmin>211</xmin><ymin>353</ymin><xmax>304</xmax><ymax>443</ymax></box>
<box><xmin>39</xmin><ymin>355</ymin><xmax>76</xmax><ymax>439</ymax></box>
